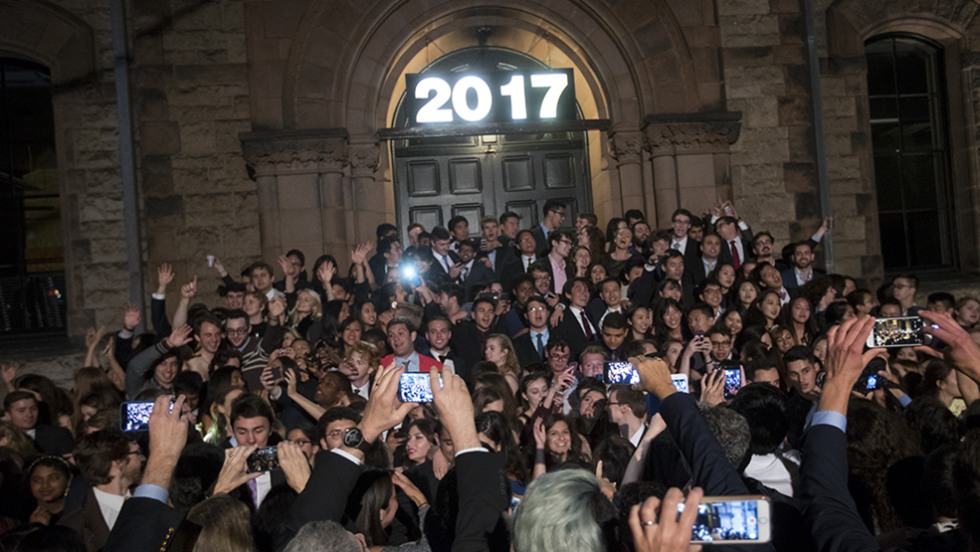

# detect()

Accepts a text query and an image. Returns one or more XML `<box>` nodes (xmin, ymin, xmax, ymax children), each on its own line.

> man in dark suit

<box><xmin>3</xmin><ymin>391</ymin><xmax>73</xmax><ymax>456</ymax></box>
<box><xmin>455</xmin><ymin>239</ymin><xmax>496</xmax><ymax>300</ymax></box>
<box><xmin>367</xmin><ymin>223</ymin><xmax>399</xmax><ymax>286</ymax></box>
<box><xmin>781</xmin><ymin>241</ymin><xmax>824</xmax><ymax>292</ymax></box>
<box><xmin>514</xmin><ymin>229</ymin><xmax>539</xmax><ymax>274</ymax></box>
<box><xmin>512</xmin><ymin>296</ymin><xmax>551</xmax><ymax>367</ymax></box>
<box><xmin>60</xmin><ymin>429</ymin><xmax>143</xmax><ymax>551</ymax></box>
<box><xmin>370</xmin><ymin>235</ymin><xmax>404</xmax><ymax>285</ymax></box>
<box><xmin>529</xmin><ymin>199</ymin><xmax>566</xmax><ymax>258</ymax></box>
<box><xmin>689</xmin><ymin>232</ymin><xmax>722</xmax><ymax>285</ymax></box>
<box><xmin>551</xmin><ymin>278</ymin><xmax>598</xmax><ymax>360</ymax></box>
<box><xmin>426</xmin><ymin>226</ymin><xmax>460</xmax><ymax>287</ymax></box>
<box><xmin>452</xmin><ymin>296</ymin><xmax>506</xmax><ymax>384</ymax></box>
<box><xmin>227</xmin><ymin>395</ymin><xmax>286</xmax><ymax>508</ymax></box>
<box><xmin>585</xmin><ymin>278</ymin><xmax>626</xmax><ymax>329</ymax></box>
<box><xmin>715</xmin><ymin>215</ymin><xmax>754</xmax><ymax>270</ymax></box>
<box><xmin>479</xmin><ymin>216</ymin><xmax>521</xmax><ymax>292</ymax></box>
<box><xmin>668</xmin><ymin>208</ymin><xmax>702</xmax><ymax>273</ymax></box>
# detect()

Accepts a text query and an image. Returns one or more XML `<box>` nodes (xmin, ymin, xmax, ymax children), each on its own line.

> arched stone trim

<box><xmin>0</xmin><ymin>0</ymin><xmax>95</xmax><ymax>85</ymax></box>
<box><xmin>282</xmin><ymin>0</ymin><xmax>700</xmax><ymax>133</ymax></box>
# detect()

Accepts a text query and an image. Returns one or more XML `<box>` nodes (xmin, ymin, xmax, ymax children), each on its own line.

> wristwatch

<box><xmin>342</xmin><ymin>427</ymin><xmax>374</xmax><ymax>454</ymax></box>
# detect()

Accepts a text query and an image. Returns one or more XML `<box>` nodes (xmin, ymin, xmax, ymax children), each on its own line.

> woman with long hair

<box><xmin>735</xmin><ymin>279</ymin><xmax>761</xmax><ymax>312</ymax></box>
<box><xmin>653</xmin><ymin>298</ymin><xmax>687</xmax><ymax>342</ymax></box>
<box><xmin>203</xmin><ymin>387</ymin><xmax>244</xmax><ymax>445</ymax></box>
<box><xmin>484</xmin><ymin>334</ymin><xmax>521</xmax><ymax>393</ymax></box>
<box><xmin>782</xmin><ymin>296</ymin><xmax>817</xmax><ymax>346</ymax></box>
<box><xmin>168</xmin><ymin>494</ymin><xmax>256</xmax><ymax>552</ymax></box>
<box><xmin>338</xmin><ymin>317</ymin><xmax>364</xmax><ymax>357</ymax></box>
<box><xmin>530</xmin><ymin>413</ymin><xmax>589</xmax><ymax>481</ymax></box>
<box><xmin>579</xmin><ymin>225</ymin><xmax>606</xmax><ymax>261</ymax></box>
<box><xmin>569</xmin><ymin>246</ymin><xmax>593</xmax><ymax>279</ymax></box>
<box><xmin>355</xmin><ymin>299</ymin><xmax>380</xmax><ymax>332</ymax></box>
<box><xmin>602</xmin><ymin>227</ymin><xmax>640</xmax><ymax>281</ymax></box>
<box><xmin>918</xmin><ymin>360</ymin><xmax>962</xmax><ymax>409</ymax></box>
<box><xmin>288</xmin><ymin>289</ymin><xmax>323</xmax><ymax>338</ymax></box>
<box><xmin>626</xmin><ymin>305</ymin><xmax>654</xmax><ymax>341</ymax></box>
<box><xmin>743</xmin><ymin>290</ymin><xmax>781</xmax><ymax>329</ymax></box>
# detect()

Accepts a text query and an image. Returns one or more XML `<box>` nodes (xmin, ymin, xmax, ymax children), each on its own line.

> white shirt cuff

<box><xmin>455</xmin><ymin>447</ymin><xmax>489</xmax><ymax>458</ymax></box>
<box><xmin>331</xmin><ymin>448</ymin><xmax>363</xmax><ymax>466</ymax></box>
<box><xmin>151</xmin><ymin>293</ymin><xmax>166</xmax><ymax>300</ymax></box>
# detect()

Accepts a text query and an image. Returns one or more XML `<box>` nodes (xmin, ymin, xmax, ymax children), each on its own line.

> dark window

<box><xmin>866</xmin><ymin>36</ymin><xmax>954</xmax><ymax>271</ymax></box>
<box><xmin>0</xmin><ymin>58</ymin><xmax>66</xmax><ymax>334</ymax></box>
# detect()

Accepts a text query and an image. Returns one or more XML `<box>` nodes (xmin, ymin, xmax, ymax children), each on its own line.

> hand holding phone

<box><xmin>866</xmin><ymin>317</ymin><xmax>929</xmax><ymax>348</ymax></box>
<box><xmin>687</xmin><ymin>495</ymin><xmax>772</xmax><ymax>543</ymax></box>
<box><xmin>604</xmin><ymin>361</ymin><xmax>639</xmax><ymax>385</ymax></box>
<box><xmin>120</xmin><ymin>400</ymin><xmax>174</xmax><ymax>432</ymax></box>
<box><xmin>246</xmin><ymin>446</ymin><xmax>280</xmax><ymax>473</ymax></box>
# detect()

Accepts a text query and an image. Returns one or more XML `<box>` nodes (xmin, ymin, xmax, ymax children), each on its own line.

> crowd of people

<box><xmin>1</xmin><ymin>198</ymin><xmax>980</xmax><ymax>552</ymax></box>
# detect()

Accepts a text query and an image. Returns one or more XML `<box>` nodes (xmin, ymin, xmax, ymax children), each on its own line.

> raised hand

<box><xmin>596</xmin><ymin>460</ymin><xmax>616</xmax><ymax>501</ymax></box>
<box><xmin>360</xmin><ymin>362</ymin><xmax>417</xmax><ymax>443</ymax></box>
<box><xmin>629</xmin><ymin>487</ymin><xmax>704</xmax><ymax>552</ymax></box>
<box><xmin>1</xmin><ymin>362</ymin><xmax>18</xmax><ymax>389</ymax></box>
<box><xmin>430</xmin><ymin>364</ymin><xmax>481</xmax><ymax>452</ymax></box>
<box><xmin>350</xmin><ymin>242</ymin><xmax>372</xmax><ymax>266</ymax></box>
<box><xmin>533</xmin><ymin>417</ymin><xmax>547</xmax><ymax>448</ymax></box>
<box><xmin>157</xmin><ymin>263</ymin><xmax>175</xmax><ymax>292</ymax></box>
<box><xmin>393</xmin><ymin>471</ymin><xmax>428</xmax><ymax>508</ymax></box>
<box><xmin>699</xmin><ymin>369</ymin><xmax>725</xmax><ymax>407</ymax></box>
<box><xmin>631</xmin><ymin>355</ymin><xmax>676</xmax><ymax>399</ymax></box>
<box><xmin>180</xmin><ymin>276</ymin><xmax>198</xmax><ymax>300</ymax></box>
<box><xmin>278</xmin><ymin>440</ymin><xmax>311</xmax><ymax>493</ymax></box>
<box><xmin>212</xmin><ymin>445</ymin><xmax>259</xmax><ymax>496</ymax></box>
<box><xmin>317</xmin><ymin>260</ymin><xmax>336</xmax><ymax>284</ymax></box>
<box><xmin>920</xmin><ymin>310</ymin><xmax>980</xmax><ymax>381</ymax></box>
<box><xmin>278</xmin><ymin>255</ymin><xmax>299</xmax><ymax>279</ymax></box>
<box><xmin>85</xmin><ymin>326</ymin><xmax>105</xmax><ymax>349</ymax></box>
<box><xmin>165</xmin><ymin>324</ymin><xmax>194</xmax><ymax>349</ymax></box>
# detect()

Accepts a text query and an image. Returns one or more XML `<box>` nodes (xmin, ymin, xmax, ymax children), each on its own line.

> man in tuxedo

<box><xmin>512</xmin><ymin>295</ymin><xmax>551</xmax><ymax>367</ymax></box>
<box><xmin>424</xmin><ymin>316</ymin><xmax>456</xmax><ymax>370</ymax></box>
<box><xmin>598</xmin><ymin>313</ymin><xmax>629</xmax><ymax>361</ymax></box>
<box><xmin>455</xmin><ymin>239</ymin><xmax>495</xmax><ymax>298</ymax></box>
<box><xmin>756</xmin><ymin>263</ymin><xmax>791</xmax><ymax>306</ymax></box>
<box><xmin>60</xmin><ymin>429</ymin><xmax>143</xmax><ymax>551</ymax></box>
<box><xmin>3</xmin><ymin>391</ymin><xmax>73</xmax><ymax>456</ymax></box>
<box><xmin>447</xmin><ymin>215</ymin><xmax>470</xmax><ymax>253</ymax></box>
<box><xmin>515</xmin><ymin>229</ymin><xmax>538</xmax><ymax>273</ymax></box>
<box><xmin>668</xmin><ymin>208</ymin><xmax>702</xmax><ymax>272</ymax></box>
<box><xmin>586</xmin><ymin>278</ymin><xmax>626</xmax><ymax>329</ymax></box>
<box><xmin>426</xmin><ymin>226</ymin><xmax>459</xmax><ymax>287</ymax></box>
<box><xmin>367</xmin><ymin>223</ymin><xmax>398</xmax><ymax>285</ymax></box>
<box><xmin>551</xmin><ymin>278</ymin><xmax>598</xmax><ymax>360</ymax></box>
<box><xmin>715</xmin><ymin>215</ymin><xmax>753</xmax><ymax>270</ymax></box>
<box><xmin>529</xmin><ymin>199</ymin><xmax>566</xmax><ymax>258</ymax></box>
<box><xmin>499</xmin><ymin>211</ymin><xmax>521</xmax><ymax>243</ymax></box>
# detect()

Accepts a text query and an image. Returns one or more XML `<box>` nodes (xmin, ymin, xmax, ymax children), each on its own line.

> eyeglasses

<box><xmin>559</xmin><ymin>239</ymin><xmax>573</xmax><ymax>246</ymax></box>
<box><xmin>226</xmin><ymin>328</ymin><xmax>248</xmax><ymax>335</ymax></box>
<box><xmin>527</xmin><ymin>306</ymin><xmax>547</xmax><ymax>312</ymax></box>
<box><xmin>710</xmin><ymin>340</ymin><xmax>732</xmax><ymax>347</ymax></box>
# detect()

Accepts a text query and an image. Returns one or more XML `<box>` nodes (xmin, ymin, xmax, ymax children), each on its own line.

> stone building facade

<box><xmin>1</xmin><ymin>0</ymin><xmax>979</xmax><ymax>337</ymax></box>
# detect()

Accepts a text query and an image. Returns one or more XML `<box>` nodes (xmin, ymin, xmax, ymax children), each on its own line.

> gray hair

<box><xmin>284</xmin><ymin>520</ymin><xmax>361</xmax><ymax>552</ymax></box>
<box><xmin>701</xmin><ymin>404</ymin><xmax>751</xmax><ymax>469</ymax></box>
<box><xmin>511</xmin><ymin>469</ymin><xmax>616</xmax><ymax>552</ymax></box>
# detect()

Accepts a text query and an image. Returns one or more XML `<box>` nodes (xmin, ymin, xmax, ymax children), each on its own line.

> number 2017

<box><xmin>414</xmin><ymin>73</ymin><xmax>569</xmax><ymax>123</ymax></box>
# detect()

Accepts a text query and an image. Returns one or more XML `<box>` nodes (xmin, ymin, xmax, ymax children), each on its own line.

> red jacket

<box><xmin>380</xmin><ymin>352</ymin><xmax>443</xmax><ymax>373</ymax></box>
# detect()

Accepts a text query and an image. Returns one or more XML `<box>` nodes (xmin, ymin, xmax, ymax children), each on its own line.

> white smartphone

<box><xmin>685</xmin><ymin>495</ymin><xmax>771</xmax><ymax>544</ymax></box>
<box><xmin>866</xmin><ymin>316</ymin><xmax>926</xmax><ymax>348</ymax></box>
<box><xmin>670</xmin><ymin>373</ymin><xmax>689</xmax><ymax>394</ymax></box>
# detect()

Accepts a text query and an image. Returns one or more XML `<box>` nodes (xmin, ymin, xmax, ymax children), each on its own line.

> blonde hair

<box><xmin>289</xmin><ymin>289</ymin><xmax>323</xmax><ymax>326</ymax></box>
<box><xmin>488</xmin><ymin>334</ymin><xmax>521</xmax><ymax>377</ymax></box>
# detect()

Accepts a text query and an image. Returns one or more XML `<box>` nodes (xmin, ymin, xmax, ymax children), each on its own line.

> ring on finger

<box><xmin>641</xmin><ymin>520</ymin><xmax>656</xmax><ymax>526</ymax></box>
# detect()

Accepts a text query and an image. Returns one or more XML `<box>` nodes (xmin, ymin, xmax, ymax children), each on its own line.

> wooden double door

<box><xmin>393</xmin><ymin>131</ymin><xmax>590</xmax><ymax>237</ymax></box>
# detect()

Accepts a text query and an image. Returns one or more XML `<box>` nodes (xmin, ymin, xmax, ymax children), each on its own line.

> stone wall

<box><xmin>129</xmin><ymin>0</ymin><xmax>259</xmax><ymax>320</ymax></box>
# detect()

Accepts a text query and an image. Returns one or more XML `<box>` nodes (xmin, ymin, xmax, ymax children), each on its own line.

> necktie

<box><xmin>460</xmin><ymin>266</ymin><xmax>469</xmax><ymax>282</ymax></box>
<box><xmin>779</xmin><ymin>290</ymin><xmax>787</xmax><ymax>302</ymax></box>
<box><xmin>524</xmin><ymin>256</ymin><xmax>533</xmax><ymax>271</ymax></box>
<box><xmin>672</xmin><ymin>241</ymin><xmax>681</xmax><ymax>251</ymax></box>
<box><xmin>580</xmin><ymin>310</ymin><xmax>594</xmax><ymax>340</ymax></box>
<box><xmin>730</xmin><ymin>241</ymin><xmax>741</xmax><ymax>269</ymax></box>
<box><xmin>535</xmin><ymin>332</ymin><xmax>545</xmax><ymax>357</ymax></box>
<box><xmin>442</xmin><ymin>255</ymin><xmax>451</xmax><ymax>272</ymax></box>
<box><xmin>247</xmin><ymin>478</ymin><xmax>260</xmax><ymax>508</ymax></box>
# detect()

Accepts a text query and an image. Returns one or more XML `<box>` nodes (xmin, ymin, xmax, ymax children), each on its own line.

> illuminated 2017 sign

<box><xmin>405</xmin><ymin>69</ymin><xmax>575</xmax><ymax>125</ymax></box>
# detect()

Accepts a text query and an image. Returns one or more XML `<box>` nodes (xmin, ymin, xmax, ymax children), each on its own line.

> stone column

<box><xmin>348</xmin><ymin>141</ymin><xmax>385</xmax><ymax>245</ymax></box>
<box><xmin>643</xmin><ymin>113</ymin><xmax>741</xmax><ymax>225</ymax></box>
<box><xmin>608</xmin><ymin>129</ymin><xmax>648</xmax><ymax>223</ymax></box>
<box><xmin>241</xmin><ymin>129</ymin><xmax>349</xmax><ymax>262</ymax></box>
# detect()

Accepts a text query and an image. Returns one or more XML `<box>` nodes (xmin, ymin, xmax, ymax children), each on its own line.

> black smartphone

<box><xmin>854</xmin><ymin>357</ymin><xmax>886</xmax><ymax>393</ymax></box>
<box><xmin>722</xmin><ymin>364</ymin><xmax>742</xmax><ymax>399</ymax></box>
<box><xmin>246</xmin><ymin>446</ymin><xmax>280</xmax><ymax>473</ymax></box>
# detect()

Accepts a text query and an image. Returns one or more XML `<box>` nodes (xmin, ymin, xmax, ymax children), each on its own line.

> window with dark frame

<box><xmin>865</xmin><ymin>36</ymin><xmax>956</xmax><ymax>271</ymax></box>
<box><xmin>0</xmin><ymin>58</ymin><xmax>66</xmax><ymax>334</ymax></box>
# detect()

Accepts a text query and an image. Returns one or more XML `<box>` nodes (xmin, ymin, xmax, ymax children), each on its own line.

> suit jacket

<box><xmin>102</xmin><ymin>496</ymin><xmax>183</xmax><ymax>552</ymax></box>
<box><xmin>717</xmin><ymin>226</ymin><xmax>755</xmax><ymax>267</ymax></box>
<box><xmin>800</xmin><ymin>425</ymin><xmax>880</xmax><ymax>552</ymax></box>
<box><xmin>451</xmin><ymin>319</ymin><xmax>503</xmax><ymax>385</ymax></box>
<box><xmin>529</xmin><ymin>225</ymin><xmax>550</xmax><ymax>258</ymax></box>
<box><xmin>280</xmin><ymin>449</ymin><xmax>365</xmax><ymax>548</ymax></box>
<box><xmin>689</xmin><ymin>257</ymin><xmax>721</xmax><ymax>286</ymax></box>
<box><xmin>781</xmin><ymin>266</ymin><xmax>826</xmax><ymax>291</ymax></box>
<box><xmin>585</xmin><ymin>297</ymin><xmax>621</xmax><ymax>329</ymax></box>
<box><xmin>34</xmin><ymin>424</ymin><xmax>75</xmax><ymax>456</ymax></box>
<box><xmin>540</xmin><ymin>255</ymin><xmax>575</xmax><ymax>295</ymax></box>
<box><xmin>551</xmin><ymin>307</ymin><xmax>597</xmax><ymax>360</ymax></box>
<box><xmin>58</xmin><ymin>488</ymin><xmax>111</xmax><ymax>552</ymax></box>
<box><xmin>453</xmin><ymin>451</ymin><xmax>509</xmax><ymax>552</ymax></box>
<box><xmin>426</xmin><ymin>250</ymin><xmax>460</xmax><ymax>287</ymax></box>
<box><xmin>457</xmin><ymin>259</ymin><xmax>496</xmax><ymax>298</ymax></box>
<box><xmin>512</xmin><ymin>332</ymin><xmax>545</xmax><ymax>368</ymax></box>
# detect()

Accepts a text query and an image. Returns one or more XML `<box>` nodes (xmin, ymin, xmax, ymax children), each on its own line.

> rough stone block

<box><xmin>720</xmin><ymin>15</ymin><xmax>781</xmax><ymax>47</ymax></box>
<box><xmin>718</xmin><ymin>0</ymin><xmax>771</xmax><ymax>16</ymax></box>
<box><xmin>140</xmin><ymin>121</ymin><xmax>181</xmax><ymax>155</ymax></box>
<box><xmin>141</xmin><ymin>155</ymin><xmax>174</xmax><ymax>196</ymax></box>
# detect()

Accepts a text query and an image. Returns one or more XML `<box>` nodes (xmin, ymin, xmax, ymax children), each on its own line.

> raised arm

<box><xmin>800</xmin><ymin>316</ymin><xmax>882</xmax><ymax>552</ymax></box>
<box><xmin>172</xmin><ymin>276</ymin><xmax>197</xmax><ymax>329</ymax></box>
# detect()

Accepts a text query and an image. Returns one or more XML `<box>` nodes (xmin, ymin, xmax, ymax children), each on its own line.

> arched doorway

<box><xmin>389</xmin><ymin>46</ymin><xmax>592</xmax><ymax>235</ymax></box>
